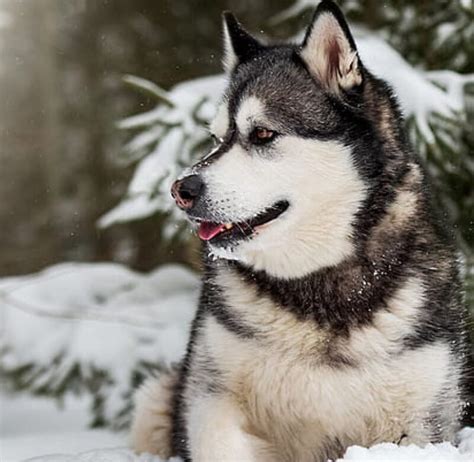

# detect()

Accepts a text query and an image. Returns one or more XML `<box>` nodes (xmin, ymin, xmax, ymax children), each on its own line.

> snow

<box><xmin>357</xmin><ymin>35</ymin><xmax>464</xmax><ymax>144</ymax></box>
<box><xmin>4</xmin><ymin>433</ymin><xmax>126</xmax><ymax>462</ymax></box>
<box><xmin>426</xmin><ymin>70</ymin><xmax>474</xmax><ymax>107</ymax></box>
<box><xmin>0</xmin><ymin>393</ymin><xmax>117</xmax><ymax>461</ymax></box>
<box><xmin>339</xmin><ymin>431</ymin><xmax>474</xmax><ymax>461</ymax></box>
<box><xmin>24</xmin><ymin>450</ymin><xmax>170</xmax><ymax>462</ymax></box>
<box><xmin>0</xmin><ymin>263</ymin><xmax>199</xmax><ymax>426</ymax></box>
<box><xmin>0</xmin><ymin>391</ymin><xmax>163</xmax><ymax>461</ymax></box>
<box><xmin>98</xmin><ymin>75</ymin><xmax>225</xmax><ymax>230</ymax></box>
<box><xmin>5</xmin><ymin>442</ymin><xmax>464</xmax><ymax>462</ymax></box>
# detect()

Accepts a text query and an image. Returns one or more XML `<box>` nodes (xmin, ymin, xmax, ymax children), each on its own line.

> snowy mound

<box><xmin>340</xmin><ymin>428</ymin><xmax>474</xmax><ymax>461</ymax></box>
<box><xmin>0</xmin><ymin>262</ymin><xmax>199</xmax><ymax>427</ymax></box>
<box><xmin>1</xmin><ymin>261</ymin><xmax>199</xmax><ymax>371</ymax></box>
<box><xmin>21</xmin><ymin>428</ymin><xmax>474</xmax><ymax>462</ymax></box>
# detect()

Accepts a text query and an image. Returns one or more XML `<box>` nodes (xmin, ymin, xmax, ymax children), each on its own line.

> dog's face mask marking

<box><xmin>171</xmin><ymin>4</ymin><xmax>368</xmax><ymax>278</ymax></box>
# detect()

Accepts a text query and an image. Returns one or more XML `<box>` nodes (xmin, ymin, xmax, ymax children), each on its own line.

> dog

<box><xmin>131</xmin><ymin>1</ymin><xmax>470</xmax><ymax>460</ymax></box>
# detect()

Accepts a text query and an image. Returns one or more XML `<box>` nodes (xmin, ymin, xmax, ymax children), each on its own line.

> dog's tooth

<box><xmin>225</xmin><ymin>223</ymin><xmax>233</xmax><ymax>230</ymax></box>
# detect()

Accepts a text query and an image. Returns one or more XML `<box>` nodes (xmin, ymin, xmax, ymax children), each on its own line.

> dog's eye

<box><xmin>249</xmin><ymin>127</ymin><xmax>277</xmax><ymax>146</ymax></box>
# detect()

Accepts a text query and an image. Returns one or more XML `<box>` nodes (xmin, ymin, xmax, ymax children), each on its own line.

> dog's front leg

<box><xmin>187</xmin><ymin>395</ymin><xmax>273</xmax><ymax>462</ymax></box>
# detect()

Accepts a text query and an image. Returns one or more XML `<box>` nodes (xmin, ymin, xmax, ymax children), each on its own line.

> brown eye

<box><xmin>249</xmin><ymin>127</ymin><xmax>277</xmax><ymax>146</ymax></box>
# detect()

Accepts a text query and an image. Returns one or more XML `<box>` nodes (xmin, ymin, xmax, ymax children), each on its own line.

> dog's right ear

<box><xmin>222</xmin><ymin>12</ymin><xmax>264</xmax><ymax>73</ymax></box>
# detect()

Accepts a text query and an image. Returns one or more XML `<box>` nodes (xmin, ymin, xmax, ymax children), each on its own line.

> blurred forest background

<box><xmin>0</xmin><ymin>0</ymin><xmax>473</xmax><ymax>432</ymax></box>
<box><xmin>0</xmin><ymin>0</ymin><xmax>293</xmax><ymax>276</ymax></box>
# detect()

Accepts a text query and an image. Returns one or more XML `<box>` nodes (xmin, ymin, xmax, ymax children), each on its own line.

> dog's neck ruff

<box><xmin>218</xmin><ymin>225</ymin><xmax>416</xmax><ymax>333</ymax></box>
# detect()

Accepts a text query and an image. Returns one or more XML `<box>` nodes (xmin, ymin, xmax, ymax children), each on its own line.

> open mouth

<box><xmin>195</xmin><ymin>200</ymin><xmax>289</xmax><ymax>243</ymax></box>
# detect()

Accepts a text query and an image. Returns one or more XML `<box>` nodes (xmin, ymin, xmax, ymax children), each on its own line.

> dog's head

<box><xmin>171</xmin><ymin>0</ymin><xmax>397</xmax><ymax>278</ymax></box>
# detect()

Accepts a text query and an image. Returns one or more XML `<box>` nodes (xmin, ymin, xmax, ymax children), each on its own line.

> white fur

<box><xmin>235</xmin><ymin>96</ymin><xmax>267</xmax><ymax>136</ymax></box>
<box><xmin>130</xmin><ymin>372</ymin><xmax>177</xmax><ymax>458</ymax></box>
<box><xmin>343</xmin><ymin>276</ymin><xmax>425</xmax><ymax>361</ymax></box>
<box><xmin>187</xmin><ymin>396</ymin><xmax>274</xmax><ymax>462</ymax></box>
<box><xmin>202</xmin><ymin>96</ymin><xmax>366</xmax><ymax>278</ymax></box>
<box><xmin>222</xmin><ymin>20</ymin><xmax>238</xmax><ymax>73</ymax></box>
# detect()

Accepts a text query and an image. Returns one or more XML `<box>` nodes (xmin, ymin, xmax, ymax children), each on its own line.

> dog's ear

<box><xmin>222</xmin><ymin>12</ymin><xmax>264</xmax><ymax>73</ymax></box>
<box><xmin>300</xmin><ymin>1</ymin><xmax>362</xmax><ymax>94</ymax></box>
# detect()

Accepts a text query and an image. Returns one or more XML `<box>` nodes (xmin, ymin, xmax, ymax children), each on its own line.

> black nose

<box><xmin>171</xmin><ymin>174</ymin><xmax>204</xmax><ymax>210</ymax></box>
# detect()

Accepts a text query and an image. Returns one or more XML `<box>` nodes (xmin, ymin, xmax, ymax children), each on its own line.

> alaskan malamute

<box><xmin>131</xmin><ymin>1</ymin><xmax>470</xmax><ymax>460</ymax></box>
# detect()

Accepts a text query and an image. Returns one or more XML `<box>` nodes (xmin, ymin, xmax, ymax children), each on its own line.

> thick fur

<box><xmin>131</xmin><ymin>1</ymin><xmax>470</xmax><ymax>461</ymax></box>
<box><xmin>130</xmin><ymin>370</ymin><xmax>178</xmax><ymax>458</ymax></box>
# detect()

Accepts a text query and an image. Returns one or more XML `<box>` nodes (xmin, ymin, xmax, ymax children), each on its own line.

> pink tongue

<box><xmin>198</xmin><ymin>222</ymin><xmax>226</xmax><ymax>241</ymax></box>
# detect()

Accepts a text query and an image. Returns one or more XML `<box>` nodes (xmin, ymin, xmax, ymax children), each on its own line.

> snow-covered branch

<box><xmin>0</xmin><ymin>263</ymin><xmax>199</xmax><ymax>429</ymax></box>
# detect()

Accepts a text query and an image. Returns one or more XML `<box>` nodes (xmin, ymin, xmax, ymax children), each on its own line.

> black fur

<box><xmin>222</xmin><ymin>11</ymin><xmax>264</xmax><ymax>67</ymax></box>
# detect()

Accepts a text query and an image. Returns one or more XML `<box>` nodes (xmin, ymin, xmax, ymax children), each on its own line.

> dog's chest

<box><xmin>202</xmin><ymin>311</ymin><xmax>390</xmax><ymax>458</ymax></box>
<box><xmin>205</xmin><ymin>272</ymin><xmax>375</xmax><ymax>441</ymax></box>
<box><xmin>199</xmin><ymin>270</ymin><xmax>451</xmax><ymax>457</ymax></box>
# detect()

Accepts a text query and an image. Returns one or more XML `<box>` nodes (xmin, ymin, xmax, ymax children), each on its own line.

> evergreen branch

<box><xmin>122</xmin><ymin>74</ymin><xmax>175</xmax><ymax>108</ymax></box>
<box><xmin>0</xmin><ymin>289</ymin><xmax>167</xmax><ymax>329</ymax></box>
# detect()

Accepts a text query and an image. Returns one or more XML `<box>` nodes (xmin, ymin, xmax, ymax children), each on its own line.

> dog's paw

<box><xmin>130</xmin><ymin>369</ymin><xmax>178</xmax><ymax>458</ymax></box>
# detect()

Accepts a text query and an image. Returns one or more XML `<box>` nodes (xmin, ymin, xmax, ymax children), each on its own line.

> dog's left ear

<box><xmin>300</xmin><ymin>1</ymin><xmax>362</xmax><ymax>94</ymax></box>
<box><xmin>222</xmin><ymin>12</ymin><xmax>264</xmax><ymax>73</ymax></box>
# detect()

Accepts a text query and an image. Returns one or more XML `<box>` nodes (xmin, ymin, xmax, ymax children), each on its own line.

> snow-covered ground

<box><xmin>1</xmin><ymin>392</ymin><xmax>124</xmax><ymax>461</ymax></box>
<box><xmin>2</xmin><ymin>391</ymin><xmax>473</xmax><ymax>461</ymax></box>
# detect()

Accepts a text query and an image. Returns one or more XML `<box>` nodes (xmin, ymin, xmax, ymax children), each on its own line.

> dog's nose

<box><xmin>171</xmin><ymin>174</ymin><xmax>204</xmax><ymax>210</ymax></box>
